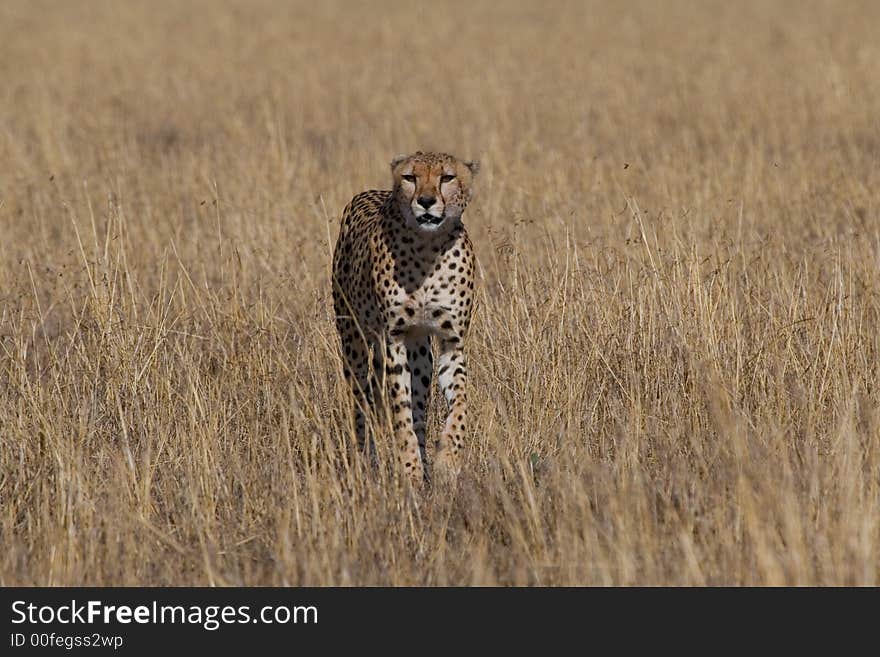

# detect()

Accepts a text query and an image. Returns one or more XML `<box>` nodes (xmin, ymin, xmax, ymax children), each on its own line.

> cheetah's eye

<box><xmin>401</xmin><ymin>174</ymin><xmax>416</xmax><ymax>183</ymax></box>
<box><xmin>440</xmin><ymin>175</ymin><xmax>456</xmax><ymax>184</ymax></box>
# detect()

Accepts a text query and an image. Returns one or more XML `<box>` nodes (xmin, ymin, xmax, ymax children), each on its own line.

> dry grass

<box><xmin>2</xmin><ymin>0</ymin><xmax>879</xmax><ymax>585</ymax></box>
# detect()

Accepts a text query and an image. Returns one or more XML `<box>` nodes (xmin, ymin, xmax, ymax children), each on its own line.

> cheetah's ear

<box><xmin>464</xmin><ymin>160</ymin><xmax>480</xmax><ymax>176</ymax></box>
<box><xmin>390</xmin><ymin>154</ymin><xmax>409</xmax><ymax>171</ymax></box>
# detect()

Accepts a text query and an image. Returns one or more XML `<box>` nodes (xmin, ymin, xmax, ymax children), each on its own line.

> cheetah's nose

<box><xmin>417</xmin><ymin>196</ymin><xmax>435</xmax><ymax>209</ymax></box>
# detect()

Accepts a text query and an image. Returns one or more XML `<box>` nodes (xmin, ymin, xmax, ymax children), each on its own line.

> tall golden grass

<box><xmin>1</xmin><ymin>0</ymin><xmax>879</xmax><ymax>585</ymax></box>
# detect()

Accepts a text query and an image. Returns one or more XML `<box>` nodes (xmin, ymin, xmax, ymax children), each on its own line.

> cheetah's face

<box><xmin>391</xmin><ymin>152</ymin><xmax>479</xmax><ymax>234</ymax></box>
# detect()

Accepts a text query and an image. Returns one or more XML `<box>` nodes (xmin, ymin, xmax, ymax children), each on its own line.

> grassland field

<box><xmin>1</xmin><ymin>0</ymin><xmax>879</xmax><ymax>585</ymax></box>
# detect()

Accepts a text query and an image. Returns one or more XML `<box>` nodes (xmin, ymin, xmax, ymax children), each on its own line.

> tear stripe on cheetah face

<box><xmin>390</xmin><ymin>151</ymin><xmax>479</xmax><ymax>236</ymax></box>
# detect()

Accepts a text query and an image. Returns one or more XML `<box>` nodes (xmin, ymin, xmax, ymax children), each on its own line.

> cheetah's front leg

<box><xmin>434</xmin><ymin>337</ymin><xmax>468</xmax><ymax>479</ymax></box>
<box><xmin>384</xmin><ymin>336</ymin><xmax>425</xmax><ymax>485</ymax></box>
<box><xmin>406</xmin><ymin>336</ymin><xmax>433</xmax><ymax>466</ymax></box>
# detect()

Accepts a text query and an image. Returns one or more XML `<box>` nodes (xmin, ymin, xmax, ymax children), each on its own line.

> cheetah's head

<box><xmin>390</xmin><ymin>151</ymin><xmax>479</xmax><ymax>235</ymax></box>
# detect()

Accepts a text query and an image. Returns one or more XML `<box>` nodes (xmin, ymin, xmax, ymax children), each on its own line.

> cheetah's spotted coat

<box><xmin>332</xmin><ymin>151</ymin><xmax>479</xmax><ymax>483</ymax></box>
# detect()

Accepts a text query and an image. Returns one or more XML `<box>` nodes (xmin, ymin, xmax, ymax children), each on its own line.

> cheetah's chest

<box><xmin>372</xmin><ymin>222</ymin><xmax>473</xmax><ymax>338</ymax></box>
<box><xmin>398</xmin><ymin>274</ymin><xmax>460</xmax><ymax>331</ymax></box>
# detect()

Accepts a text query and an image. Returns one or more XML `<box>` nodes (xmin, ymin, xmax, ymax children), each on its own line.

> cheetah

<box><xmin>331</xmin><ymin>151</ymin><xmax>479</xmax><ymax>484</ymax></box>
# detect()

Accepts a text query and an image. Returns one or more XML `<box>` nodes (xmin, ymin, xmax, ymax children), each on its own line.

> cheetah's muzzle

<box><xmin>417</xmin><ymin>214</ymin><xmax>444</xmax><ymax>226</ymax></box>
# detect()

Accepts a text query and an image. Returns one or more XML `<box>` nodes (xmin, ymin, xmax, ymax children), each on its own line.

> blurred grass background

<box><xmin>1</xmin><ymin>0</ymin><xmax>879</xmax><ymax>584</ymax></box>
